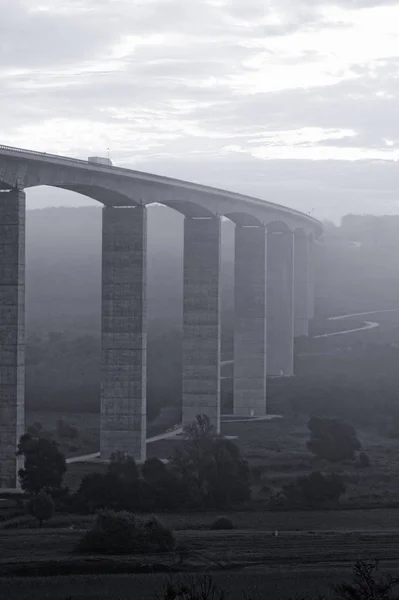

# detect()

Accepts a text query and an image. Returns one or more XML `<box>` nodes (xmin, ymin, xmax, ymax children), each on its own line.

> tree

<box><xmin>17</xmin><ymin>433</ymin><xmax>67</xmax><ymax>494</ymax></box>
<box><xmin>108</xmin><ymin>452</ymin><xmax>139</xmax><ymax>480</ymax></box>
<box><xmin>141</xmin><ymin>457</ymin><xmax>185</xmax><ymax>511</ymax></box>
<box><xmin>307</xmin><ymin>416</ymin><xmax>361</xmax><ymax>462</ymax></box>
<box><xmin>172</xmin><ymin>414</ymin><xmax>251</xmax><ymax>508</ymax></box>
<box><xmin>141</xmin><ymin>457</ymin><xmax>167</xmax><ymax>483</ymax></box>
<box><xmin>74</xmin><ymin>453</ymin><xmax>145</xmax><ymax>513</ymax></box>
<box><xmin>28</xmin><ymin>489</ymin><xmax>55</xmax><ymax>527</ymax></box>
<box><xmin>283</xmin><ymin>471</ymin><xmax>346</xmax><ymax>508</ymax></box>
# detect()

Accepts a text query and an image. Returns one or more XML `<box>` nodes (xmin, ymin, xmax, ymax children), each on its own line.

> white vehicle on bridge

<box><xmin>88</xmin><ymin>156</ymin><xmax>113</xmax><ymax>166</ymax></box>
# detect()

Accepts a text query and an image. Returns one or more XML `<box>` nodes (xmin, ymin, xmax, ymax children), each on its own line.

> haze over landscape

<box><xmin>4</xmin><ymin>2</ymin><xmax>399</xmax><ymax>600</ymax></box>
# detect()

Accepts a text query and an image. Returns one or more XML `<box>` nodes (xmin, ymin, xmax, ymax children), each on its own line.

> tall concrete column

<box><xmin>182</xmin><ymin>216</ymin><xmax>221</xmax><ymax>432</ymax></box>
<box><xmin>234</xmin><ymin>225</ymin><xmax>267</xmax><ymax>417</ymax></box>
<box><xmin>100</xmin><ymin>206</ymin><xmax>147</xmax><ymax>462</ymax></box>
<box><xmin>307</xmin><ymin>234</ymin><xmax>315</xmax><ymax>320</ymax></box>
<box><xmin>0</xmin><ymin>189</ymin><xmax>25</xmax><ymax>489</ymax></box>
<box><xmin>267</xmin><ymin>229</ymin><xmax>294</xmax><ymax>376</ymax></box>
<box><xmin>294</xmin><ymin>229</ymin><xmax>310</xmax><ymax>338</ymax></box>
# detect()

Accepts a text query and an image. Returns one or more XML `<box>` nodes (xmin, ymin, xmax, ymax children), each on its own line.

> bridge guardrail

<box><xmin>0</xmin><ymin>143</ymin><xmax>90</xmax><ymax>165</ymax></box>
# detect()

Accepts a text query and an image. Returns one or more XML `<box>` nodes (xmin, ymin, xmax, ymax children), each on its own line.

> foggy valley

<box><xmin>3</xmin><ymin>0</ymin><xmax>399</xmax><ymax>597</ymax></box>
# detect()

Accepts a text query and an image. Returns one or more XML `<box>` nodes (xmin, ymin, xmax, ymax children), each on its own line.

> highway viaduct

<box><xmin>0</xmin><ymin>144</ymin><xmax>322</xmax><ymax>488</ymax></box>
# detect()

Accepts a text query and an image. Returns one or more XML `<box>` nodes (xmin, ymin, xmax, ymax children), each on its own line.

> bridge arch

<box><xmin>146</xmin><ymin>199</ymin><xmax>216</xmax><ymax>218</ymax></box>
<box><xmin>267</xmin><ymin>220</ymin><xmax>293</xmax><ymax>233</ymax></box>
<box><xmin>224</xmin><ymin>211</ymin><xmax>264</xmax><ymax>227</ymax></box>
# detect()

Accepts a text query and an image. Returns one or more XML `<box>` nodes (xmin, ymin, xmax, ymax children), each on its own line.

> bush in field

<box><xmin>283</xmin><ymin>471</ymin><xmax>346</xmax><ymax>508</ymax></box>
<box><xmin>210</xmin><ymin>517</ymin><xmax>234</xmax><ymax>530</ymax></box>
<box><xmin>76</xmin><ymin>510</ymin><xmax>175</xmax><ymax>554</ymax></box>
<box><xmin>28</xmin><ymin>489</ymin><xmax>55</xmax><ymax>527</ymax></box>
<box><xmin>307</xmin><ymin>416</ymin><xmax>361</xmax><ymax>462</ymax></box>
<box><xmin>143</xmin><ymin>517</ymin><xmax>176</xmax><ymax>551</ymax></box>
<box><xmin>356</xmin><ymin>451</ymin><xmax>372</xmax><ymax>469</ymax></box>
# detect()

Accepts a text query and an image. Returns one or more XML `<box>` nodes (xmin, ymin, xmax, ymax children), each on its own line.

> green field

<box><xmin>2</xmin><ymin>522</ymin><xmax>399</xmax><ymax>599</ymax></box>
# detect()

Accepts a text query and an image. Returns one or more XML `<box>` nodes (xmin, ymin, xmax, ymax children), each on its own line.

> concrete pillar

<box><xmin>0</xmin><ymin>189</ymin><xmax>25</xmax><ymax>489</ymax></box>
<box><xmin>307</xmin><ymin>234</ymin><xmax>315</xmax><ymax>320</ymax></box>
<box><xmin>182</xmin><ymin>217</ymin><xmax>221</xmax><ymax>432</ymax></box>
<box><xmin>233</xmin><ymin>225</ymin><xmax>267</xmax><ymax>417</ymax></box>
<box><xmin>267</xmin><ymin>229</ymin><xmax>294</xmax><ymax>376</ymax></box>
<box><xmin>100</xmin><ymin>206</ymin><xmax>147</xmax><ymax>462</ymax></box>
<box><xmin>294</xmin><ymin>230</ymin><xmax>310</xmax><ymax>337</ymax></box>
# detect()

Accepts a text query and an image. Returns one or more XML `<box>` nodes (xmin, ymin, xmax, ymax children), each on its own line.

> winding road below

<box><xmin>313</xmin><ymin>308</ymin><xmax>399</xmax><ymax>339</ymax></box>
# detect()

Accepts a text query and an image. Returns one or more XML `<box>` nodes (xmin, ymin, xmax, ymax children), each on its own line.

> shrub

<box><xmin>333</xmin><ymin>560</ymin><xmax>399</xmax><ymax>600</ymax></box>
<box><xmin>143</xmin><ymin>517</ymin><xmax>176</xmax><ymax>551</ymax></box>
<box><xmin>357</xmin><ymin>451</ymin><xmax>372</xmax><ymax>469</ymax></box>
<box><xmin>250</xmin><ymin>465</ymin><xmax>263</xmax><ymax>483</ymax></box>
<box><xmin>307</xmin><ymin>416</ymin><xmax>361</xmax><ymax>462</ymax></box>
<box><xmin>156</xmin><ymin>575</ymin><xmax>225</xmax><ymax>600</ymax></box>
<box><xmin>283</xmin><ymin>471</ymin><xmax>346</xmax><ymax>508</ymax></box>
<box><xmin>28</xmin><ymin>490</ymin><xmax>55</xmax><ymax>527</ymax></box>
<box><xmin>76</xmin><ymin>510</ymin><xmax>175</xmax><ymax>554</ymax></box>
<box><xmin>210</xmin><ymin>517</ymin><xmax>234</xmax><ymax>530</ymax></box>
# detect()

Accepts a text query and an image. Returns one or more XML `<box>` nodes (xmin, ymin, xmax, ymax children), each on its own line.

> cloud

<box><xmin>2</xmin><ymin>0</ymin><xmax>399</xmax><ymax>221</ymax></box>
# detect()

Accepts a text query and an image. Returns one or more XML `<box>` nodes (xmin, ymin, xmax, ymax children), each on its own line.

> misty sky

<box><xmin>2</xmin><ymin>0</ymin><xmax>399</xmax><ymax>222</ymax></box>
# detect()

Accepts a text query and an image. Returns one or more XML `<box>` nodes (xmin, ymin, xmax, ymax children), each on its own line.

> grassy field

<box><xmin>2</xmin><ymin>522</ymin><xmax>399</xmax><ymax>572</ymax></box>
<box><xmin>2</xmin><ymin>523</ymin><xmax>399</xmax><ymax>599</ymax></box>
<box><xmin>0</xmin><ymin>567</ymin><xmax>375</xmax><ymax>600</ymax></box>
